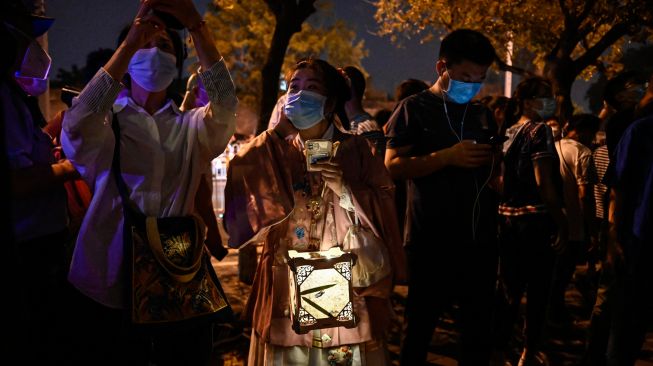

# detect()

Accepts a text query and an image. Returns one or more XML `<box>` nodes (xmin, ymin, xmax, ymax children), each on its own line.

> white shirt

<box><xmin>61</xmin><ymin>61</ymin><xmax>237</xmax><ymax>308</ymax></box>
<box><xmin>555</xmin><ymin>138</ymin><xmax>594</xmax><ymax>241</ymax></box>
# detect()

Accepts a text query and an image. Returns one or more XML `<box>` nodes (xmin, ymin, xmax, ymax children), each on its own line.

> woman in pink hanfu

<box><xmin>224</xmin><ymin>58</ymin><xmax>406</xmax><ymax>366</ymax></box>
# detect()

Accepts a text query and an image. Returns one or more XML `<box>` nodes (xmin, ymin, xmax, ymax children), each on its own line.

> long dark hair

<box><xmin>286</xmin><ymin>58</ymin><xmax>351</xmax><ymax>130</ymax></box>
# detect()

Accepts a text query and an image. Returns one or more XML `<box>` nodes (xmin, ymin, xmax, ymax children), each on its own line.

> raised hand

<box><xmin>122</xmin><ymin>2</ymin><xmax>166</xmax><ymax>52</ymax></box>
<box><xmin>146</xmin><ymin>0</ymin><xmax>203</xmax><ymax>29</ymax></box>
<box><xmin>446</xmin><ymin>139</ymin><xmax>492</xmax><ymax>168</ymax></box>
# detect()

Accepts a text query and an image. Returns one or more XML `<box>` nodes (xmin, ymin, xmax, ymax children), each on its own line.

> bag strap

<box><xmin>112</xmin><ymin>113</ymin><xmax>204</xmax><ymax>281</ymax></box>
<box><xmin>145</xmin><ymin>216</ymin><xmax>204</xmax><ymax>283</ymax></box>
<box><xmin>110</xmin><ymin>113</ymin><xmax>144</xmax><ymax>220</ymax></box>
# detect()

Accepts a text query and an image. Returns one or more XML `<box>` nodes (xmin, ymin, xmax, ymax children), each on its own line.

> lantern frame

<box><xmin>286</xmin><ymin>247</ymin><xmax>358</xmax><ymax>334</ymax></box>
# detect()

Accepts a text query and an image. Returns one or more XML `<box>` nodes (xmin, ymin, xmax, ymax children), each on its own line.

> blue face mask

<box><xmin>128</xmin><ymin>47</ymin><xmax>177</xmax><ymax>92</ymax></box>
<box><xmin>284</xmin><ymin>90</ymin><xmax>326</xmax><ymax>130</ymax></box>
<box><xmin>442</xmin><ymin>67</ymin><xmax>482</xmax><ymax>104</ymax></box>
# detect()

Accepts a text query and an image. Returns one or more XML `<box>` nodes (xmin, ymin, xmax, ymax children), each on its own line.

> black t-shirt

<box><xmin>386</xmin><ymin>90</ymin><xmax>498</xmax><ymax>248</ymax></box>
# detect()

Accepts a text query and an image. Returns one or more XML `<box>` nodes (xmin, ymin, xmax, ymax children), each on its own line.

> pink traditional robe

<box><xmin>224</xmin><ymin>127</ymin><xmax>406</xmax><ymax>348</ymax></box>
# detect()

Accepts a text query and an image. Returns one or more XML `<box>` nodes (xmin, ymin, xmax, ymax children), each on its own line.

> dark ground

<box><xmin>209</xmin><ymin>247</ymin><xmax>653</xmax><ymax>366</ymax></box>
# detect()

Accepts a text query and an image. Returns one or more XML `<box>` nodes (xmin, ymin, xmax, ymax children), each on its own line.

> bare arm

<box><xmin>534</xmin><ymin>157</ymin><xmax>568</xmax><ymax>250</ymax></box>
<box><xmin>384</xmin><ymin>140</ymin><xmax>492</xmax><ymax>180</ymax></box>
<box><xmin>606</xmin><ymin>187</ymin><xmax>624</xmax><ymax>267</ymax></box>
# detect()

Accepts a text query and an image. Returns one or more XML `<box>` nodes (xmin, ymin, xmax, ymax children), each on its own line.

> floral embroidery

<box><xmin>295</xmin><ymin>226</ymin><xmax>306</xmax><ymax>239</ymax></box>
<box><xmin>327</xmin><ymin>345</ymin><xmax>353</xmax><ymax>366</ymax></box>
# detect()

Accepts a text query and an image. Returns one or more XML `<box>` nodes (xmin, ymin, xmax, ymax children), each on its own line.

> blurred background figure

<box><xmin>548</xmin><ymin>113</ymin><xmax>600</xmax><ymax>327</ymax></box>
<box><xmin>394</xmin><ymin>77</ymin><xmax>429</xmax><ymax>103</ymax></box>
<box><xmin>495</xmin><ymin>76</ymin><xmax>567</xmax><ymax>366</ymax></box>
<box><xmin>342</xmin><ymin>65</ymin><xmax>386</xmax><ymax>157</ymax></box>
<box><xmin>1</xmin><ymin>0</ymin><xmax>79</xmax><ymax>362</ymax></box>
<box><xmin>480</xmin><ymin>95</ymin><xmax>510</xmax><ymax>135</ymax></box>
<box><xmin>602</xmin><ymin>71</ymin><xmax>647</xmax><ymax>158</ymax></box>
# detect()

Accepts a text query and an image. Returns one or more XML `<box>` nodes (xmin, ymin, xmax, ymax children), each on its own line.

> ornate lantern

<box><xmin>286</xmin><ymin>247</ymin><xmax>358</xmax><ymax>334</ymax></box>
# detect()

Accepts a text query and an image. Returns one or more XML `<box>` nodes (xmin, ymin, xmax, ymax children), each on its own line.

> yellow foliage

<box><xmin>205</xmin><ymin>0</ymin><xmax>368</xmax><ymax>111</ymax></box>
<box><xmin>373</xmin><ymin>0</ymin><xmax>652</xmax><ymax>81</ymax></box>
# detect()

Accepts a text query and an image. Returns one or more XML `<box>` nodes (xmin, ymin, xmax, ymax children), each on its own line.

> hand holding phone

<box><xmin>305</xmin><ymin>140</ymin><xmax>333</xmax><ymax>172</ymax></box>
<box><xmin>475</xmin><ymin>130</ymin><xmax>508</xmax><ymax>146</ymax></box>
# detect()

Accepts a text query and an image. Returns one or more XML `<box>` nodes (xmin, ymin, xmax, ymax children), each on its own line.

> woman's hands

<box><xmin>104</xmin><ymin>2</ymin><xmax>165</xmax><ymax>81</ymax></box>
<box><xmin>145</xmin><ymin>0</ymin><xmax>203</xmax><ymax>29</ymax></box>
<box><xmin>312</xmin><ymin>161</ymin><xmax>344</xmax><ymax>197</ymax></box>
<box><xmin>122</xmin><ymin>2</ymin><xmax>166</xmax><ymax>53</ymax></box>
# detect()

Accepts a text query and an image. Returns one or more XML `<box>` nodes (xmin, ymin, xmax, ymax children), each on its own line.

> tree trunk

<box><xmin>258</xmin><ymin>24</ymin><xmax>294</xmax><ymax>134</ymax></box>
<box><xmin>544</xmin><ymin>56</ymin><xmax>576</xmax><ymax>123</ymax></box>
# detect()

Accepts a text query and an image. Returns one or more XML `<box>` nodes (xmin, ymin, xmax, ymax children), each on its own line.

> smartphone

<box><xmin>476</xmin><ymin>130</ymin><xmax>508</xmax><ymax>146</ymax></box>
<box><xmin>305</xmin><ymin>139</ymin><xmax>333</xmax><ymax>172</ymax></box>
<box><xmin>153</xmin><ymin>10</ymin><xmax>184</xmax><ymax>29</ymax></box>
<box><xmin>489</xmin><ymin>135</ymin><xmax>509</xmax><ymax>146</ymax></box>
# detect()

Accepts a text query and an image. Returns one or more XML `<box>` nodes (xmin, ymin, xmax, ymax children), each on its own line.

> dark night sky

<box><xmin>45</xmin><ymin>0</ymin><xmax>589</xmax><ymax>107</ymax></box>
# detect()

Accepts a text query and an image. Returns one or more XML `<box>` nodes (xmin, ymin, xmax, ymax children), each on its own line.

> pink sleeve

<box><xmin>223</xmin><ymin>131</ymin><xmax>299</xmax><ymax>248</ymax></box>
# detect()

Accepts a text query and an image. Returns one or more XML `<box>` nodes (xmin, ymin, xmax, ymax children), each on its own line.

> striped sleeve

<box><xmin>77</xmin><ymin>68</ymin><xmax>123</xmax><ymax>113</ymax></box>
<box><xmin>198</xmin><ymin>58</ymin><xmax>238</xmax><ymax>111</ymax></box>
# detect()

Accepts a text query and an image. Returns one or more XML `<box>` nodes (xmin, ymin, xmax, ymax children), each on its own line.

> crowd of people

<box><xmin>3</xmin><ymin>0</ymin><xmax>651</xmax><ymax>365</ymax></box>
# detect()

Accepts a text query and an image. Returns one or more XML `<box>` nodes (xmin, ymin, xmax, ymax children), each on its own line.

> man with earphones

<box><xmin>385</xmin><ymin>29</ymin><xmax>500</xmax><ymax>366</ymax></box>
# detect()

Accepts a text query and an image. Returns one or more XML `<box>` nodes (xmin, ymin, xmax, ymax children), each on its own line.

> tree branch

<box><xmin>573</xmin><ymin>22</ymin><xmax>629</xmax><ymax>75</ymax></box>
<box><xmin>578</xmin><ymin>0</ymin><xmax>598</xmax><ymax>24</ymax></box>
<box><xmin>495</xmin><ymin>56</ymin><xmax>536</xmax><ymax>78</ymax></box>
<box><xmin>263</xmin><ymin>0</ymin><xmax>282</xmax><ymax>18</ymax></box>
<box><xmin>558</xmin><ymin>0</ymin><xmax>573</xmax><ymax>28</ymax></box>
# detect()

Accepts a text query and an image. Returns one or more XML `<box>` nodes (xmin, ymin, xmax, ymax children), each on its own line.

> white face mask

<box><xmin>128</xmin><ymin>47</ymin><xmax>177</xmax><ymax>92</ymax></box>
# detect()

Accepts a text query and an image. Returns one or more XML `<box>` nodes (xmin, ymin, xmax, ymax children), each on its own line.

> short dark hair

<box><xmin>439</xmin><ymin>29</ymin><xmax>496</xmax><ymax>67</ymax></box>
<box><xmin>567</xmin><ymin>113</ymin><xmax>600</xmax><ymax>133</ymax></box>
<box><xmin>395</xmin><ymin>78</ymin><xmax>429</xmax><ymax>101</ymax></box>
<box><xmin>603</xmin><ymin>71</ymin><xmax>646</xmax><ymax>110</ymax></box>
<box><xmin>480</xmin><ymin>95</ymin><xmax>510</xmax><ymax>111</ymax></box>
<box><xmin>343</xmin><ymin>65</ymin><xmax>366</xmax><ymax>100</ymax></box>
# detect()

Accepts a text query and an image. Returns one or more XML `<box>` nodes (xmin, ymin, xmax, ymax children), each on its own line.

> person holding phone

<box><xmin>384</xmin><ymin>29</ymin><xmax>501</xmax><ymax>366</ymax></box>
<box><xmin>224</xmin><ymin>58</ymin><xmax>406</xmax><ymax>366</ymax></box>
<box><xmin>60</xmin><ymin>0</ymin><xmax>237</xmax><ymax>364</ymax></box>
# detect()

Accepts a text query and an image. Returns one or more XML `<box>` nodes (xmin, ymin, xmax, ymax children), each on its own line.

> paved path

<box><xmin>210</xmin><ymin>248</ymin><xmax>653</xmax><ymax>365</ymax></box>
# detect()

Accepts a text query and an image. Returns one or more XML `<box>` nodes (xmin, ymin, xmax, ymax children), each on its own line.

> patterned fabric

<box><xmin>327</xmin><ymin>346</ymin><xmax>354</xmax><ymax>366</ymax></box>
<box><xmin>593</xmin><ymin>144</ymin><xmax>610</xmax><ymax>219</ymax></box>
<box><xmin>247</xmin><ymin>329</ymin><xmax>391</xmax><ymax>366</ymax></box>
<box><xmin>499</xmin><ymin>120</ymin><xmax>561</xmax><ymax>216</ymax></box>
